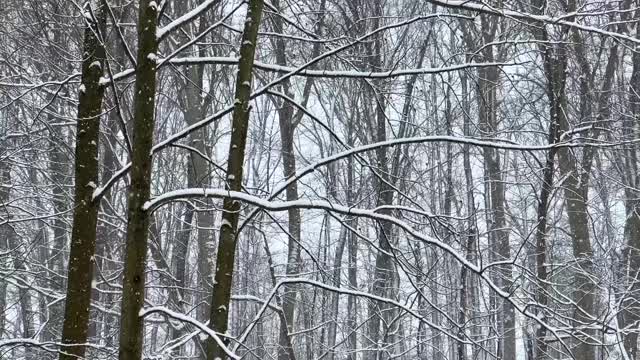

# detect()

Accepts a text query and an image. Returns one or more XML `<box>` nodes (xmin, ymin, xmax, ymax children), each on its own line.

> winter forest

<box><xmin>3</xmin><ymin>0</ymin><xmax>640</xmax><ymax>359</ymax></box>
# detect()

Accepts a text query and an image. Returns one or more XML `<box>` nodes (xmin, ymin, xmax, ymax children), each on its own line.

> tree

<box><xmin>58</xmin><ymin>1</ymin><xmax>107</xmax><ymax>358</ymax></box>
<box><xmin>117</xmin><ymin>0</ymin><xmax>158</xmax><ymax>357</ymax></box>
<box><xmin>5</xmin><ymin>0</ymin><xmax>640</xmax><ymax>359</ymax></box>
<box><xmin>206</xmin><ymin>1</ymin><xmax>264</xmax><ymax>358</ymax></box>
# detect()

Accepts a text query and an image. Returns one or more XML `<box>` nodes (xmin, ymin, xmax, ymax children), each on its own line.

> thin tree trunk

<box><xmin>621</xmin><ymin>15</ymin><xmax>640</xmax><ymax>358</ymax></box>
<box><xmin>206</xmin><ymin>1</ymin><xmax>264</xmax><ymax>358</ymax></box>
<box><xmin>267</xmin><ymin>2</ymin><xmax>325</xmax><ymax>356</ymax></box>
<box><xmin>171</xmin><ymin>35</ymin><xmax>210</xmax><ymax>351</ymax></box>
<box><xmin>556</xmin><ymin>36</ymin><xmax>618</xmax><ymax>360</ymax></box>
<box><xmin>527</xmin><ymin>1</ymin><xmax>568</xmax><ymax>356</ymax></box>
<box><xmin>7</xmin><ymin>220</ymin><xmax>35</xmax><ymax>347</ymax></box>
<box><xmin>532</xmin><ymin>60</ymin><xmax>562</xmax><ymax>360</ymax></box>
<box><xmin>346</xmin><ymin>119</ymin><xmax>358</xmax><ymax>360</ymax></box>
<box><xmin>474</xmin><ymin>17</ymin><xmax>515</xmax><ymax>357</ymax></box>
<box><xmin>0</xmin><ymin>139</ymin><xmax>11</xmax><ymax>339</ymax></box>
<box><xmin>365</xmin><ymin>3</ymin><xmax>396</xmax><ymax>358</ymax></box>
<box><xmin>328</xmin><ymin>224</ymin><xmax>348</xmax><ymax>360</ymax></box>
<box><xmin>46</xmin><ymin>25</ymin><xmax>71</xmax><ymax>344</ymax></box>
<box><xmin>271</xmin><ymin>8</ymin><xmax>303</xmax><ymax>356</ymax></box>
<box><xmin>458</xmin><ymin>65</ymin><xmax>478</xmax><ymax>360</ymax></box>
<box><xmin>117</xmin><ymin>0</ymin><xmax>159</xmax><ymax>356</ymax></box>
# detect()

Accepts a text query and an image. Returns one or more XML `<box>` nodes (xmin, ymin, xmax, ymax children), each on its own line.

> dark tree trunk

<box><xmin>117</xmin><ymin>0</ymin><xmax>158</xmax><ymax>357</ymax></box>
<box><xmin>58</xmin><ymin>2</ymin><xmax>107</xmax><ymax>358</ymax></box>
<box><xmin>206</xmin><ymin>1</ymin><xmax>264</xmax><ymax>358</ymax></box>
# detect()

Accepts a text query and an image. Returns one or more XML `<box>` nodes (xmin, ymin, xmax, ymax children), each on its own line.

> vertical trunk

<box><xmin>365</xmin><ymin>2</ymin><xmax>396</xmax><ymax>357</ymax></box>
<box><xmin>172</xmin><ymin>40</ymin><xmax>211</xmax><ymax>352</ymax></box>
<box><xmin>0</xmin><ymin>139</ymin><xmax>11</xmax><ymax>339</ymax></box>
<box><xmin>58</xmin><ymin>2</ymin><xmax>107</xmax><ymax>358</ymax></box>
<box><xmin>260</xmin><ymin>217</ymin><xmax>298</xmax><ymax>360</ymax></box>
<box><xmin>346</xmin><ymin>120</ymin><xmax>358</xmax><ymax>360</ymax></box>
<box><xmin>117</xmin><ymin>0</ymin><xmax>158</xmax><ymax>357</ymax></box>
<box><xmin>48</xmin><ymin>138</ymin><xmax>67</xmax><ymax>342</ymax></box>
<box><xmin>458</xmin><ymin>158</ymin><xmax>475</xmax><ymax>360</ymax></box>
<box><xmin>91</xmin><ymin>103</ymin><xmax>122</xmax><ymax>348</ymax></box>
<box><xmin>205</xmin><ymin>1</ymin><xmax>264</xmax><ymax>358</ymax></box>
<box><xmin>427</xmin><ymin>106</ymin><xmax>444</xmax><ymax>360</ymax></box>
<box><xmin>7</xmin><ymin>218</ymin><xmax>35</xmax><ymax>345</ymax></box>
<box><xmin>557</xmin><ymin>154</ymin><xmax>595</xmax><ymax>360</ymax></box>
<box><xmin>272</xmin><ymin>27</ymin><xmax>303</xmax><ymax>360</ymax></box>
<box><xmin>171</xmin><ymin>2</ymin><xmax>217</xmax><ymax>341</ymax></box>
<box><xmin>557</xmin><ymin>36</ymin><xmax>618</xmax><ymax>360</ymax></box>
<box><xmin>622</xmin><ymin>17</ymin><xmax>640</xmax><ymax>358</ymax></box>
<box><xmin>532</xmin><ymin>60</ymin><xmax>563</xmax><ymax>360</ymax></box>
<box><xmin>528</xmin><ymin>1</ymin><xmax>568</xmax><ymax>357</ymax></box>
<box><xmin>459</xmin><ymin>68</ymin><xmax>477</xmax><ymax>360</ymax></box>
<box><xmin>90</xmin><ymin>116</ymin><xmax>119</xmax><ymax>345</ymax></box>
<box><xmin>189</xmin><ymin>85</ymin><xmax>216</xmax><ymax>333</ymax></box>
<box><xmin>0</xmin><ymin>247</ymin><xmax>5</xmax><ymax>338</ymax></box>
<box><xmin>268</xmin><ymin>1</ymin><xmax>325</xmax><ymax>356</ymax></box>
<box><xmin>46</xmin><ymin>24</ymin><xmax>71</xmax><ymax>344</ymax></box>
<box><xmin>328</xmin><ymin>224</ymin><xmax>348</xmax><ymax>360</ymax></box>
<box><xmin>90</xmin><ymin>14</ymin><xmax>129</xmax><ymax>343</ymax></box>
<box><xmin>477</xmin><ymin>45</ymin><xmax>514</xmax><ymax>360</ymax></box>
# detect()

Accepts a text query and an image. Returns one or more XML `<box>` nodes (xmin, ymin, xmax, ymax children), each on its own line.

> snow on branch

<box><xmin>0</xmin><ymin>338</ymin><xmax>111</xmax><ymax>354</ymax></box>
<box><xmin>168</xmin><ymin>56</ymin><xmax>526</xmax><ymax>79</ymax></box>
<box><xmin>233</xmin><ymin>277</ymin><xmax>471</xmax><ymax>353</ymax></box>
<box><xmin>156</xmin><ymin>0</ymin><xmax>219</xmax><ymax>41</ymax></box>
<box><xmin>427</xmin><ymin>0</ymin><xmax>640</xmax><ymax>44</ymax></box>
<box><xmin>143</xmin><ymin>188</ymin><xmax>607</xmax><ymax>350</ymax></box>
<box><xmin>140</xmin><ymin>306</ymin><xmax>239</xmax><ymax>359</ymax></box>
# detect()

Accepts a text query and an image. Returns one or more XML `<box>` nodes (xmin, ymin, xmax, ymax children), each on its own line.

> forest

<box><xmin>1</xmin><ymin>0</ymin><xmax>640</xmax><ymax>359</ymax></box>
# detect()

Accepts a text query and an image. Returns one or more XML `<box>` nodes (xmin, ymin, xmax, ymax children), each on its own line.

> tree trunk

<box><xmin>58</xmin><ymin>2</ymin><xmax>107</xmax><ymax>358</ymax></box>
<box><xmin>622</xmin><ymin>17</ymin><xmax>640</xmax><ymax>358</ymax></box>
<box><xmin>45</xmin><ymin>25</ymin><xmax>71</xmax><ymax>345</ymax></box>
<box><xmin>346</xmin><ymin>120</ymin><xmax>358</xmax><ymax>360</ymax></box>
<box><xmin>532</xmin><ymin>59</ymin><xmax>563</xmax><ymax>360</ymax></box>
<box><xmin>365</xmin><ymin>3</ymin><xmax>396</xmax><ymax>358</ymax></box>
<box><xmin>171</xmin><ymin>34</ymin><xmax>212</xmax><ymax>352</ymax></box>
<box><xmin>117</xmin><ymin>0</ymin><xmax>158</xmax><ymax>357</ymax></box>
<box><xmin>205</xmin><ymin>1</ymin><xmax>264</xmax><ymax>358</ymax></box>
<box><xmin>557</xmin><ymin>35</ymin><xmax>618</xmax><ymax>360</ymax></box>
<box><xmin>474</xmin><ymin>17</ymin><xmax>515</xmax><ymax>358</ymax></box>
<box><xmin>267</xmin><ymin>1</ymin><xmax>325</xmax><ymax>356</ymax></box>
<box><xmin>0</xmin><ymin>138</ymin><xmax>11</xmax><ymax>340</ymax></box>
<box><xmin>527</xmin><ymin>2</ymin><xmax>568</xmax><ymax>356</ymax></box>
<box><xmin>270</xmin><ymin>6</ymin><xmax>303</xmax><ymax>356</ymax></box>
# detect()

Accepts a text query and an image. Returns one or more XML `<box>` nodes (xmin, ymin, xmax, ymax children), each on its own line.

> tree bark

<box><xmin>269</xmin><ymin>3</ymin><xmax>303</xmax><ymax>357</ymax></box>
<box><xmin>556</xmin><ymin>35</ymin><xmax>618</xmax><ymax>360</ymax></box>
<box><xmin>532</xmin><ymin>58</ymin><xmax>563</xmax><ymax>360</ymax></box>
<box><xmin>364</xmin><ymin>3</ymin><xmax>396</xmax><ymax>358</ymax></box>
<box><xmin>0</xmin><ymin>136</ymin><xmax>11</xmax><ymax>340</ymax></box>
<box><xmin>205</xmin><ymin>1</ymin><xmax>264</xmax><ymax>358</ymax></box>
<box><xmin>622</xmin><ymin>16</ymin><xmax>640</xmax><ymax>358</ymax></box>
<box><xmin>476</xmin><ymin>23</ymin><xmax>515</xmax><ymax>358</ymax></box>
<box><xmin>117</xmin><ymin>0</ymin><xmax>158</xmax><ymax>357</ymax></box>
<box><xmin>528</xmin><ymin>1</ymin><xmax>568</xmax><ymax>357</ymax></box>
<box><xmin>58</xmin><ymin>2</ymin><xmax>107</xmax><ymax>358</ymax></box>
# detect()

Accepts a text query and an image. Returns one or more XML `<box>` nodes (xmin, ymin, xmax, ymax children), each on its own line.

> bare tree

<box><xmin>117</xmin><ymin>0</ymin><xmax>159</xmax><ymax>356</ymax></box>
<box><xmin>58</xmin><ymin>2</ymin><xmax>107</xmax><ymax>358</ymax></box>
<box><xmin>206</xmin><ymin>1</ymin><xmax>264</xmax><ymax>358</ymax></box>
